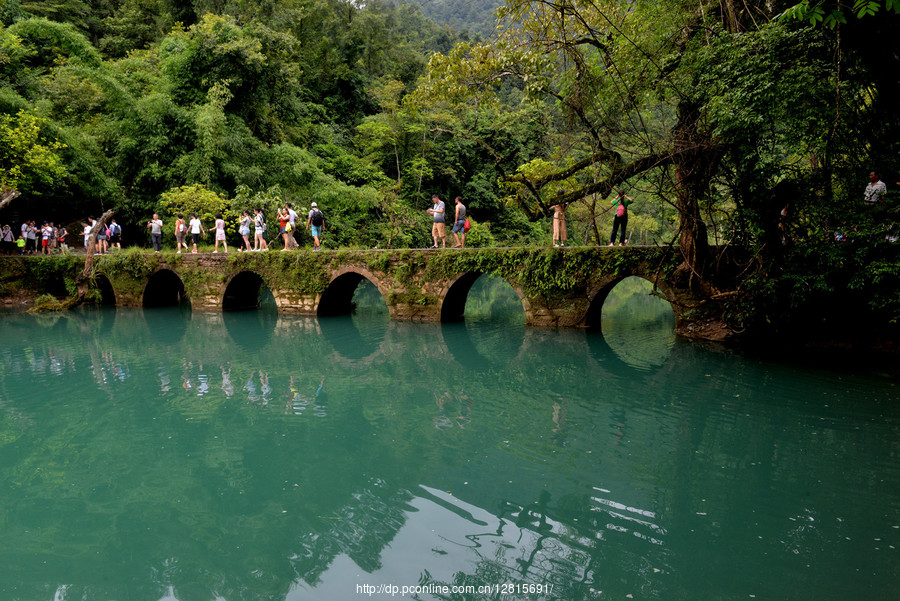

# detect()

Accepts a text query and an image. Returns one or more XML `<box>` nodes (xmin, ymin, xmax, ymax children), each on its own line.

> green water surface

<box><xmin>0</xmin><ymin>278</ymin><xmax>897</xmax><ymax>601</ymax></box>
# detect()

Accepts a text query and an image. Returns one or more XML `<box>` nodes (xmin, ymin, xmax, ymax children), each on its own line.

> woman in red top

<box><xmin>276</xmin><ymin>208</ymin><xmax>291</xmax><ymax>251</ymax></box>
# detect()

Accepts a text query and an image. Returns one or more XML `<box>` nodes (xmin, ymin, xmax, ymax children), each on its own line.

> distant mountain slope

<box><xmin>402</xmin><ymin>0</ymin><xmax>502</xmax><ymax>38</ymax></box>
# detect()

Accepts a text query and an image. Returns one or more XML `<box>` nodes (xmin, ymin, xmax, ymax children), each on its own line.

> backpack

<box><xmin>616</xmin><ymin>203</ymin><xmax>626</xmax><ymax>217</ymax></box>
<box><xmin>311</xmin><ymin>209</ymin><xmax>324</xmax><ymax>227</ymax></box>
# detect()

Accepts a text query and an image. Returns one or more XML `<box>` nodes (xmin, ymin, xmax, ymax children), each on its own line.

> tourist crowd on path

<box><xmin>0</xmin><ymin>220</ymin><xmax>72</xmax><ymax>255</ymax></box>
<box><xmin>137</xmin><ymin>203</ymin><xmax>325</xmax><ymax>254</ymax></box>
<box><xmin>5</xmin><ymin>171</ymin><xmax>892</xmax><ymax>256</ymax></box>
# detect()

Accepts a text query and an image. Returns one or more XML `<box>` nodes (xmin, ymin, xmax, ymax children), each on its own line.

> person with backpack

<box><xmin>96</xmin><ymin>220</ymin><xmax>109</xmax><ymax>255</ymax></box>
<box><xmin>238</xmin><ymin>210</ymin><xmax>252</xmax><ymax>252</ymax></box>
<box><xmin>174</xmin><ymin>214</ymin><xmax>189</xmax><ymax>253</ymax></box>
<box><xmin>57</xmin><ymin>224</ymin><xmax>68</xmax><ymax>253</ymax></box>
<box><xmin>609</xmin><ymin>190</ymin><xmax>634</xmax><ymax>247</ymax></box>
<box><xmin>307</xmin><ymin>202</ymin><xmax>324</xmax><ymax>251</ymax></box>
<box><xmin>108</xmin><ymin>219</ymin><xmax>121</xmax><ymax>250</ymax></box>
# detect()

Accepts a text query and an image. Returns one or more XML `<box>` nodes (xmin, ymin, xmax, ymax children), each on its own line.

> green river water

<box><xmin>0</xmin><ymin>277</ymin><xmax>897</xmax><ymax>601</ymax></box>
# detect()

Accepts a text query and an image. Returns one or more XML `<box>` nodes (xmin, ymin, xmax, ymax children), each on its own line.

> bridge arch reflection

<box><xmin>441</xmin><ymin>272</ymin><xmax>526</xmax><ymax>323</ymax></box>
<box><xmin>586</xmin><ymin>276</ymin><xmax>676</xmax><ymax>371</ymax></box>
<box><xmin>584</xmin><ymin>275</ymin><xmax>675</xmax><ymax>331</ymax></box>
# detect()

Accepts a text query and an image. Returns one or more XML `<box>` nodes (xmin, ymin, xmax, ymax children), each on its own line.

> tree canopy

<box><xmin>0</xmin><ymin>0</ymin><xmax>897</xmax><ymax>338</ymax></box>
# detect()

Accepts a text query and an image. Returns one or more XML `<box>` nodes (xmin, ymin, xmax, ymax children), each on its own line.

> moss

<box><xmin>30</xmin><ymin>293</ymin><xmax>69</xmax><ymax>311</ymax></box>
<box><xmin>227</xmin><ymin>251</ymin><xmax>331</xmax><ymax>294</ymax></box>
<box><xmin>95</xmin><ymin>249</ymin><xmax>157</xmax><ymax>279</ymax></box>
<box><xmin>387</xmin><ymin>290</ymin><xmax>438</xmax><ymax>306</ymax></box>
<box><xmin>1</xmin><ymin>247</ymin><xmax>685</xmax><ymax>315</ymax></box>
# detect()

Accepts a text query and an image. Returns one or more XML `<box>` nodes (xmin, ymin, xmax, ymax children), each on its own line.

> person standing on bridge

<box><xmin>427</xmin><ymin>194</ymin><xmax>446</xmax><ymax>249</ymax></box>
<box><xmin>609</xmin><ymin>190</ymin><xmax>634</xmax><ymax>247</ymax></box>
<box><xmin>285</xmin><ymin>202</ymin><xmax>299</xmax><ymax>250</ymax></box>
<box><xmin>148</xmin><ymin>213</ymin><xmax>163</xmax><ymax>253</ymax></box>
<box><xmin>549</xmin><ymin>193</ymin><xmax>569</xmax><ymax>248</ymax></box>
<box><xmin>238</xmin><ymin>210</ymin><xmax>252</xmax><ymax>252</ymax></box>
<box><xmin>253</xmin><ymin>208</ymin><xmax>268</xmax><ymax>251</ymax></box>
<box><xmin>174</xmin><ymin>214</ymin><xmax>189</xmax><ymax>254</ymax></box>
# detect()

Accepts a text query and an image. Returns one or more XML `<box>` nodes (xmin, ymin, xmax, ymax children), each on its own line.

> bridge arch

<box><xmin>317</xmin><ymin>267</ymin><xmax>389</xmax><ymax>317</ymax></box>
<box><xmin>142</xmin><ymin>269</ymin><xmax>189</xmax><ymax>308</ymax></box>
<box><xmin>583</xmin><ymin>273</ymin><xmax>676</xmax><ymax>330</ymax></box>
<box><xmin>222</xmin><ymin>270</ymin><xmax>274</xmax><ymax>311</ymax></box>
<box><xmin>91</xmin><ymin>274</ymin><xmax>116</xmax><ymax>306</ymax></box>
<box><xmin>440</xmin><ymin>271</ymin><xmax>527</xmax><ymax>323</ymax></box>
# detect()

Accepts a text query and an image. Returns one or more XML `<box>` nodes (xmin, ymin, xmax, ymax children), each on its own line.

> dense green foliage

<box><xmin>0</xmin><ymin>0</ymin><xmax>897</xmax><ymax>341</ymax></box>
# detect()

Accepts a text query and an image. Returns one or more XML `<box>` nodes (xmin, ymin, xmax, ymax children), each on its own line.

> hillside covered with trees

<box><xmin>1</xmin><ymin>0</ymin><xmax>898</xmax><ymax>343</ymax></box>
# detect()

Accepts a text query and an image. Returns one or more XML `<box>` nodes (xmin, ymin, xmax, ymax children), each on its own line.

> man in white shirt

<box><xmin>426</xmin><ymin>194</ymin><xmax>446</xmax><ymax>249</ymax></box>
<box><xmin>864</xmin><ymin>171</ymin><xmax>887</xmax><ymax>204</ymax></box>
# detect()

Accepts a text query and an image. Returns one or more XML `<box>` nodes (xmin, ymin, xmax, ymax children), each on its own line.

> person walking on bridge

<box><xmin>452</xmin><ymin>197</ymin><xmax>467</xmax><ymax>248</ymax></box>
<box><xmin>427</xmin><ymin>194</ymin><xmax>446</xmax><ymax>249</ymax></box>
<box><xmin>307</xmin><ymin>202</ymin><xmax>325</xmax><ymax>251</ymax></box>
<box><xmin>189</xmin><ymin>212</ymin><xmax>206</xmax><ymax>254</ymax></box>
<box><xmin>609</xmin><ymin>190</ymin><xmax>634</xmax><ymax>246</ymax></box>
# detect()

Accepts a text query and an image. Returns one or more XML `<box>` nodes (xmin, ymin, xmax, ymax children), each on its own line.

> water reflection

<box><xmin>0</xmin><ymin>306</ymin><xmax>898</xmax><ymax>601</ymax></box>
<box><xmin>143</xmin><ymin>305</ymin><xmax>192</xmax><ymax>345</ymax></box>
<box><xmin>596</xmin><ymin>276</ymin><xmax>676</xmax><ymax>371</ymax></box>
<box><xmin>223</xmin><ymin>305</ymin><xmax>278</xmax><ymax>351</ymax></box>
<box><xmin>440</xmin><ymin>275</ymin><xmax>527</xmax><ymax>370</ymax></box>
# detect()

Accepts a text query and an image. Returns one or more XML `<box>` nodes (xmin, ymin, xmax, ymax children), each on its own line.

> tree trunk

<box><xmin>77</xmin><ymin>209</ymin><xmax>116</xmax><ymax>291</ymax></box>
<box><xmin>0</xmin><ymin>187</ymin><xmax>21</xmax><ymax>211</ymax></box>
<box><xmin>673</xmin><ymin>100</ymin><xmax>718</xmax><ymax>286</ymax></box>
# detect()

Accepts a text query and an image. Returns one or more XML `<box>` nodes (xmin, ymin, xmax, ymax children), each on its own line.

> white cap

<box><xmin>311</xmin><ymin>202</ymin><xmax>318</xmax><ymax>207</ymax></box>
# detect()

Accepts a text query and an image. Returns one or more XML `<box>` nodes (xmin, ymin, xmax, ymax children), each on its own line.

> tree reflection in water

<box><xmin>0</xmin><ymin>300</ymin><xmax>898</xmax><ymax>601</ymax></box>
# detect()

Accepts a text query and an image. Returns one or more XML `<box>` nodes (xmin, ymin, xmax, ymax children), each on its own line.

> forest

<box><xmin>0</xmin><ymin>0</ymin><xmax>898</xmax><ymax>343</ymax></box>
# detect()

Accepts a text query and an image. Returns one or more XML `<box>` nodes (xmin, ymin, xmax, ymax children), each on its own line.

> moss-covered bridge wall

<box><xmin>0</xmin><ymin>248</ymin><xmax>720</xmax><ymax>337</ymax></box>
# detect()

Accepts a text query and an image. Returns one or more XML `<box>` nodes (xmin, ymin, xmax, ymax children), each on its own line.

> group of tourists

<box><xmin>548</xmin><ymin>190</ymin><xmax>635</xmax><ymax>248</ymax></box>
<box><xmin>1</xmin><ymin>220</ymin><xmax>72</xmax><ymax>255</ymax></box>
<box><xmin>82</xmin><ymin>217</ymin><xmax>122</xmax><ymax>255</ymax></box>
<box><xmin>158</xmin><ymin>202</ymin><xmax>326</xmax><ymax>254</ymax></box>
<box><xmin>427</xmin><ymin>194</ymin><xmax>469</xmax><ymax>249</ymax></box>
<box><xmin>6</xmin><ymin>172</ymin><xmax>892</xmax><ymax>256</ymax></box>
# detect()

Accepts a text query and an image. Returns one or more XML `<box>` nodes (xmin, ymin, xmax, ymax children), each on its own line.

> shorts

<box><xmin>239</xmin><ymin>228</ymin><xmax>250</xmax><ymax>237</ymax></box>
<box><xmin>42</xmin><ymin>239</ymin><xmax>49</xmax><ymax>247</ymax></box>
<box><xmin>175</xmin><ymin>232</ymin><xmax>185</xmax><ymax>244</ymax></box>
<box><xmin>109</xmin><ymin>235</ymin><xmax>121</xmax><ymax>245</ymax></box>
<box><xmin>310</xmin><ymin>225</ymin><xmax>322</xmax><ymax>238</ymax></box>
<box><xmin>432</xmin><ymin>222</ymin><xmax>446</xmax><ymax>238</ymax></box>
<box><xmin>191</xmin><ymin>233</ymin><xmax>200</xmax><ymax>245</ymax></box>
<box><xmin>452</xmin><ymin>219</ymin><xmax>465</xmax><ymax>234</ymax></box>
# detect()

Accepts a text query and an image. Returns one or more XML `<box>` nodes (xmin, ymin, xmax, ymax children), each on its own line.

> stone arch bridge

<box><xmin>75</xmin><ymin>247</ymin><xmax>716</xmax><ymax>337</ymax></box>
